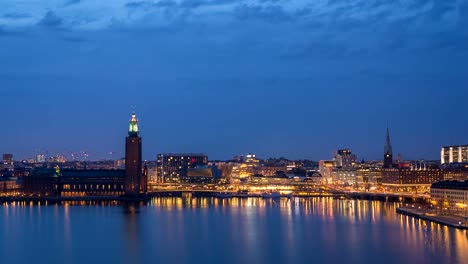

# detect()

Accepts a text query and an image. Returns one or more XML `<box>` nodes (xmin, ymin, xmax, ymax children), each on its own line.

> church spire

<box><xmin>384</xmin><ymin>126</ymin><xmax>392</xmax><ymax>155</ymax></box>
<box><xmin>128</xmin><ymin>112</ymin><xmax>139</xmax><ymax>137</ymax></box>
<box><xmin>383</xmin><ymin>124</ymin><xmax>393</xmax><ymax>168</ymax></box>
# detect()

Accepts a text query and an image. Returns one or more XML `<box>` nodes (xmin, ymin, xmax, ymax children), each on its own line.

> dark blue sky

<box><xmin>1</xmin><ymin>0</ymin><xmax>467</xmax><ymax>161</ymax></box>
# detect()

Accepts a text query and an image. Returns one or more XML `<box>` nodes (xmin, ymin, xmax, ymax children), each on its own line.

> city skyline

<box><xmin>2</xmin><ymin>2</ymin><xmax>468</xmax><ymax>264</ymax></box>
<box><xmin>2</xmin><ymin>0</ymin><xmax>468</xmax><ymax>161</ymax></box>
<box><xmin>0</xmin><ymin>111</ymin><xmax>463</xmax><ymax>162</ymax></box>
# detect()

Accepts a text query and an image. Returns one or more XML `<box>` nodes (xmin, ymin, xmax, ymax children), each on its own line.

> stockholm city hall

<box><xmin>22</xmin><ymin>113</ymin><xmax>148</xmax><ymax>197</ymax></box>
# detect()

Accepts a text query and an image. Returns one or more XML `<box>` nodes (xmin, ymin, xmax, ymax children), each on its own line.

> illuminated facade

<box><xmin>382</xmin><ymin>167</ymin><xmax>444</xmax><ymax>185</ymax></box>
<box><xmin>231</xmin><ymin>154</ymin><xmax>261</xmax><ymax>180</ymax></box>
<box><xmin>157</xmin><ymin>154</ymin><xmax>208</xmax><ymax>183</ymax></box>
<box><xmin>125</xmin><ymin>113</ymin><xmax>146</xmax><ymax>195</ymax></box>
<box><xmin>441</xmin><ymin>145</ymin><xmax>468</xmax><ymax>164</ymax></box>
<box><xmin>332</xmin><ymin>167</ymin><xmax>357</xmax><ymax>184</ymax></box>
<box><xmin>333</xmin><ymin>149</ymin><xmax>357</xmax><ymax>167</ymax></box>
<box><xmin>431</xmin><ymin>180</ymin><xmax>468</xmax><ymax>213</ymax></box>
<box><xmin>319</xmin><ymin>160</ymin><xmax>334</xmax><ymax>183</ymax></box>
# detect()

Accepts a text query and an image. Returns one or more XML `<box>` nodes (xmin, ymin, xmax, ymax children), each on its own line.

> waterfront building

<box><xmin>257</xmin><ymin>166</ymin><xmax>288</xmax><ymax>177</ymax></box>
<box><xmin>0</xmin><ymin>178</ymin><xmax>20</xmax><ymax>195</ymax></box>
<box><xmin>442</xmin><ymin>163</ymin><xmax>468</xmax><ymax>181</ymax></box>
<box><xmin>22</xmin><ymin>169</ymin><xmax>59</xmax><ymax>196</ymax></box>
<box><xmin>333</xmin><ymin>149</ymin><xmax>357</xmax><ymax>167</ymax></box>
<box><xmin>125</xmin><ymin>113</ymin><xmax>146</xmax><ymax>195</ymax></box>
<box><xmin>22</xmin><ymin>168</ymin><xmax>126</xmax><ymax>197</ymax></box>
<box><xmin>355</xmin><ymin>166</ymin><xmax>381</xmax><ymax>184</ymax></box>
<box><xmin>157</xmin><ymin>153</ymin><xmax>208</xmax><ymax>183</ymax></box>
<box><xmin>184</xmin><ymin>165</ymin><xmax>223</xmax><ymax>184</ymax></box>
<box><xmin>60</xmin><ymin>169</ymin><xmax>126</xmax><ymax>197</ymax></box>
<box><xmin>383</xmin><ymin>127</ymin><xmax>393</xmax><ymax>168</ymax></box>
<box><xmin>319</xmin><ymin>160</ymin><xmax>334</xmax><ymax>183</ymax></box>
<box><xmin>332</xmin><ymin>167</ymin><xmax>357</xmax><ymax>184</ymax></box>
<box><xmin>230</xmin><ymin>154</ymin><xmax>260</xmax><ymax>181</ymax></box>
<box><xmin>431</xmin><ymin>180</ymin><xmax>468</xmax><ymax>214</ymax></box>
<box><xmin>21</xmin><ymin>113</ymin><xmax>147</xmax><ymax>197</ymax></box>
<box><xmin>441</xmin><ymin>145</ymin><xmax>468</xmax><ymax>164</ymax></box>
<box><xmin>382</xmin><ymin>165</ymin><xmax>444</xmax><ymax>186</ymax></box>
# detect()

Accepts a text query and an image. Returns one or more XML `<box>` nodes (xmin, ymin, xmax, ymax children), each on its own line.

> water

<box><xmin>1</xmin><ymin>197</ymin><xmax>467</xmax><ymax>264</ymax></box>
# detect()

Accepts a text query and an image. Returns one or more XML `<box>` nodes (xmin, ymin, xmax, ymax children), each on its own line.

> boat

<box><xmin>236</xmin><ymin>190</ymin><xmax>250</xmax><ymax>198</ymax></box>
<box><xmin>214</xmin><ymin>192</ymin><xmax>233</xmax><ymax>199</ymax></box>
<box><xmin>261</xmin><ymin>191</ymin><xmax>281</xmax><ymax>199</ymax></box>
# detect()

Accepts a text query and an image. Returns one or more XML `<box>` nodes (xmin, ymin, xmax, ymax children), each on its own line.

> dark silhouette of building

<box><xmin>3</xmin><ymin>154</ymin><xmax>13</xmax><ymax>165</ymax></box>
<box><xmin>384</xmin><ymin>126</ymin><xmax>393</xmax><ymax>168</ymax></box>
<box><xmin>125</xmin><ymin>113</ymin><xmax>145</xmax><ymax>195</ymax></box>
<box><xmin>22</xmin><ymin>168</ymin><xmax>125</xmax><ymax>197</ymax></box>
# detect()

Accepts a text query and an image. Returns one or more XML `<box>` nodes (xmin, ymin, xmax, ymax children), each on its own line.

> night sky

<box><xmin>1</xmin><ymin>0</ymin><xmax>467</xmax><ymax>161</ymax></box>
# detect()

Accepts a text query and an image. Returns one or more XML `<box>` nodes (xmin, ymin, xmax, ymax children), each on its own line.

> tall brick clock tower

<box><xmin>125</xmin><ymin>113</ymin><xmax>144</xmax><ymax>195</ymax></box>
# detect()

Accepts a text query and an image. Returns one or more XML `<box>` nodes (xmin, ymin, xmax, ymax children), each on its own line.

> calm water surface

<box><xmin>1</xmin><ymin>197</ymin><xmax>467</xmax><ymax>264</ymax></box>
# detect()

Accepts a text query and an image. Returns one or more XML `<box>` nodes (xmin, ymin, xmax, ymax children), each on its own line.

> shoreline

<box><xmin>0</xmin><ymin>192</ymin><xmax>428</xmax><ymax>204</ymax></box>
<box><xmin>0</xmin><ymin>193</ymin><xmax>332</xmax><ymax>203</ymax></box>
<box><xmin>396</xmin><ymin>207</ymin><xmax>468</xmax><ymax>230</ymax></box>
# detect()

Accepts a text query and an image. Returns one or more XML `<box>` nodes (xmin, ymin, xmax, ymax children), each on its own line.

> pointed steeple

<box><xmin>384</xmin><ymin>126</ymin><xmax>392</xmax><ymax>155</ymax></box>
<box><xmin>383</xmin><ymin>124</ymin><xmax>393</xmax><ymax>168</ymax></box>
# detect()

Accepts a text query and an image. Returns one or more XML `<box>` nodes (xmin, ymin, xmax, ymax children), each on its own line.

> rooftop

<box><xmin>442</xmin><ymin>145</ymin><xmax>468</xmax><ymax>148</ymax></box>
<box><xmin>431</xmin><ymin>180</ymin><xmax>468</xmax><ymax>190</ymax></box>
<box><xmin>158</xmin><ymin>153</ymin><xmax>207</xmax><ymax>157</ymax></box>
<box><xmin>61</xmin><ymin>169</ymin><xmax>125</xmax><ymax>178</ymax></box>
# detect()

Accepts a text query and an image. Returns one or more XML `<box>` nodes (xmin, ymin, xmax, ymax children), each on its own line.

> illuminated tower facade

<box><xmin>383</xmin><ymin>126</ymin><xmax>393</xmax><ymax>168</ymax></box>
<box><xmin>125</xmin><ymin>113</ymin><xmax>144</xmax><ymax>195</ymax></box>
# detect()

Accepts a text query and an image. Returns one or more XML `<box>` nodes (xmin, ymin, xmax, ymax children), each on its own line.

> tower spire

<box><xmin>383</xmin><ymin>124</ymin><xmax>393</xmax><ymax>168</ymax></box>
<box><xmin>385</xmin><ymin>125</ymin><xmax>392</xmax><ymax>155</ymax></box>
<box><xmin>128</xmin><ymin>112</ymin><xmax>139</xmax><ymax>137</ymax></box>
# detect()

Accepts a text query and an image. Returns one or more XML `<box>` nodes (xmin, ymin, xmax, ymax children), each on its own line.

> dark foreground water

<box><xmin>1</xmin><ymin>197</ymin><xmax>467</xmax><ymax>264</ymax></box>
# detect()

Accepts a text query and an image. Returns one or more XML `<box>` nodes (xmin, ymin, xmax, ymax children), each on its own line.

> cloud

<box><xmin>38</xmin><ymin>11</ymin><xmax>64</xmax><ymax>28</ymax></box>
<box><xmin>64</xmin><ymin>0</ymin><xmax>81</xmax><ymax>6</ymax></box>
<box><xmin>125</xmin><ymin>1</ymin><xmax>153</xmax><ymax>9</ymax></box>
<box><xmin>0</xmin><ymin>0</ymin><xmax>464</xmax><ymax>56</ymax></box>
<box><xmin>234</xmin><ymin>4</ymin><xmax>292</xmax><ymax>23</ymax></box>
<box><xmin>2</xmin><ymin>12</ymin><xmax>32</xmax><ymax>19</ymax></box>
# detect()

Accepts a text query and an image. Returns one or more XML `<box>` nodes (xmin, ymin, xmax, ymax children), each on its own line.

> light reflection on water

<box><xmin>0</xmin><ymin>197</ymin><xmax>467</xmax><ymax>264</ymax></box>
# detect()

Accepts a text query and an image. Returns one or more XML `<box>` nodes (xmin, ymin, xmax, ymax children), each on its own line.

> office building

<box><xmin>3</xmin><ymin>154</ymin><xmax>13</xmax><ymax>165</ymax></box>
<box><xmin>333</xmin><ymin>149</ymin><xmax>357</xmax><ymax>167</ymax></box>
<box><xmin>36</xmin><ymin>154</ymin><xmax>46</xmax><ymax>163</ymax></box>
<box><xmin>431</xmin><ymin>180</ymin><xmax>468</xmax><ymax>213</ymax></box>
<box><xmin>319</xmin><ymin>160</ymin><xmax>334</xmax><ymax>183</ymax></box>
<box><xmin>332</xmin><ymin>167</ymin><xmax>357</xmax><ymax>184</ymax></box>
<box><xmin>382</xmin><ymin>165</ymin><xmax>444</xmax><ymax>185</ymax></box>
<box><xmin>441</xmin><ymin>145</ymin><xmax>468</xmax><ymax>164</ymax></box>
<box><xmin>157</xmin><ymin>153</ymin><xmax>208</xmax><ymax>183</ymax></box>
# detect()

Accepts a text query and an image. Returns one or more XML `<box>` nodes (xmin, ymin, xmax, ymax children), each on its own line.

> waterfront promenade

<box><xmin>397</xmin><ymin>207</ymin><xmax>468</xmax><ymax>230</ymax></box>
